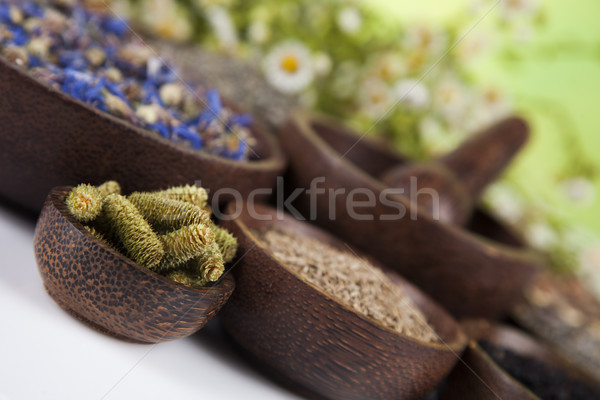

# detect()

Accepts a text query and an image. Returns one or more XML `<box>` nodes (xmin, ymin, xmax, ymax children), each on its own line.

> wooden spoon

<box><xmin>379</xmin><ymin>117</ymin><xmax>529</xmax><ymax>225</ymax></box>
<box><xmin>219</xmin><ymin>202</ymin><xmax>467</xmax><ymax>400</ymax></box>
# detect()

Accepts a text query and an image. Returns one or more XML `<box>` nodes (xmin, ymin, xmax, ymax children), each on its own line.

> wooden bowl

<box><xmin>33</xmin><ymin>187</ymin><xmax>235</xmax><ymax>343</ymax></box>
<box><xmin>218</xmin><ymin>202</ymin><xmax>467</xmax><ymax>400</ymax></box>
<box><xmin>0</xmin><ymin>55</ymin><xmax>287</xmax><ymax>213</ymax></box>
<box><xmin>513</xmin><ymin>271</ymin><xmax>600</xmax><ymax>382</ymax></box>
<box><xmin>439</xmin><ymin>321</ymin><xmax>600</xmax><ymax>400</ymax></box>
<box><xmin>278</xmin><ymin>111</ymin><xmax>542</xmax><ymax>319</ymax></box>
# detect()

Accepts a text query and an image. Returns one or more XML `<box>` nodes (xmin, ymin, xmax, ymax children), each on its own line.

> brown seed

<box><xmin>253</xmin><ymin>229</ymin><xmax>439</xmax><ymax>343</ymax></box>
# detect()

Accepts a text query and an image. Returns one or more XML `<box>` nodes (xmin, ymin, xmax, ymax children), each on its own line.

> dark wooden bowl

<box><xmin>0</xmin><ymin>55</ymin><xmax>287</xmax><ymax>213</ymax></box>
<box><xmin>218</xmin><ymin>202</ymin><xmax>467</xmax><ymax>400</ymax></box>
<box><xmin>33</xmin><ymin>187</ymin><xmax>235</xmax><ymax>343</ymax></box>
<box><xmin>278</xmin><ymin>111</ymin><xmax>542</xmax><ymax>319</ymax></box>
<box><xmin>440</xmin><ymin>320</ymin><xmax>600</xmax><ymax>400</ymax></box>
<box><xmin>513</xmin><ymin>271</ymin><xmax>600</xmax><ymax>382</ymax></box>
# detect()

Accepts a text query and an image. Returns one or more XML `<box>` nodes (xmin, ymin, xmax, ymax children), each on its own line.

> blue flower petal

<box><xmin>231</xmin><ymin>114</ymin><xmax>253</xmax><ymax>128</ymax></box>
<box><xmin>101</xmin><ymin>17</ymin><xmax>128</xmax><ymax>37</ymax></box>
<box><xmin>150</xmin><ymin>122</ymin><xmax>169</xmax><ymax>139</ymax></box>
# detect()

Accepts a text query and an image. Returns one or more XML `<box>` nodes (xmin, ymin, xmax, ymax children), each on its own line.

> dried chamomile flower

<box><xmin>2</xmin><ymin>45</ymin><xmax>29</xmax><ymax>67</ymax></box>
<box><xmin>158</xmin><ymin>224</ymin><xmax>216</xmax><ymax>271</ymax></box>
<box><xmin>102</xmin><ymin>194</ymin><xmax>164</xmax><ymax>269</ymax></box>
<box><xmin>128</xmin><ymin>192</ymin><xmax>211</xmax><ymax>231</ymax></box>
<box><xmin>97</xmin><ymin>180</ymin><xmax>121</xmax><ymax>198</ymax></box>
<box><xmin>212</xmin><ymin>225</ymin><xmax>238</xmax><ymax>263</ymax></box>
<box><xmin>66</xmin><ymin>184</ymin><xmax>103</xmax><ymax>222</ymax></box>
<box><xmin>154</xmin><ymin>185</ymin><xmax>209</xmax><ymax>209</ymax></box>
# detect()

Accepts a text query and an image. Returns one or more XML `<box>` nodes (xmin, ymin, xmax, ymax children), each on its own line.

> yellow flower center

<box><xmin>418</xmin><ymin>30</ymin><xmax>433</xmax><ymax>48</ymax></box>
<box><xmin>370</xmin><ymin>92</ymin><xmax>386</xmax><ymax>105</ymax></box>
<box><xmin>507</xmin><ymin>0</ymin><xmax>524</xmax><ymax>8</ymax></box>
<box><xmin>484</xmin><ymin>90</ymin><xmax>500</xmax><ymax>104</ymax></box>
<box><xmin>281</xmin><ymin>54</ymin><xmax>300</xmax><ymax>73</ymax></box>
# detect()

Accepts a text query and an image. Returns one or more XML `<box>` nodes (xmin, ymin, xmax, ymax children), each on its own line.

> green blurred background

<box><xmin>369</xmin><ymin>0</ymin><xmax>600</xmax><ymax>234</ymax></box>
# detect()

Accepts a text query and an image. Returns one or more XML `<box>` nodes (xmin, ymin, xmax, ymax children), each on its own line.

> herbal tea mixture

<box><xmin>66</xmin><ymin>181</ymin><xmax>238</xmax><ymax>286</ymax></box>
<box><xmin>254</xmin><ymin>228</ymin><xmax>439</xmax><ymax>342</ymax></box>
<box><xmin>0</xmin><ymin>0</ymin><xmax>254</xmax><ymax>160</ymax></box>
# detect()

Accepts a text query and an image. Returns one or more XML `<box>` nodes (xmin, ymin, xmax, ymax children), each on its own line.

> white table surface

<box><xmin>0</xmin><ymin>202</ymin><xmax>301</xmax><ymax>400</ymax></box>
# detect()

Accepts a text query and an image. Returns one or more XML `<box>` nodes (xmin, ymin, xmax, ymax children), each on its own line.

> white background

<box><xmin>0</xmin><ymin>202</ymin><xmax>300</xmax><ymax>400</ymax></box>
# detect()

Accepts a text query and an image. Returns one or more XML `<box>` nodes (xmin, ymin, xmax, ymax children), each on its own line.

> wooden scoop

<box><xmin>380</xmin><ymin>117</ymin><xmax>530</xmax><ymax>225</ymax></box>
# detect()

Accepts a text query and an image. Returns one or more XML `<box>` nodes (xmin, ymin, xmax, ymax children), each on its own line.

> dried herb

<box><xmin>128</xmin><ymin>192</ymin><xmax>210</xmax><ymax>231</ymax></box>
<box><xmin>101</xmin><ymin>193</ymin><xmax>164</xmax><ymax>269</ymax></box>
<box><xmin>97</xmin><ymin>180</ymin><xmax>121</xmax><ymax>198</ymax></box>
<box><xmin>158</xmin><ymin>224</ymin><xmax>216</xmax><ymax>271</ymax></box>
<box><xmin>0</xmin><ymin>0</ymin><xmax>255</xmax><ymax>161</ymax></box>
<box><xmin>65</xmin><ymin>183</ymin><xmax>103</xmax><ymax>222</ymax></box>
<box><xmin>154</xmin><ymin>184</ymin><xmax>208</xmax><ymax>209</ymax></box>
<box><xmin>64</xmin><ymin>182</ymin><xmax>236</xmax><ymax>287</ymax></box>
<box><xmin>212</xmin><ymin>224</ymin><xmax>238</xmax><ymax>263</ymax></box>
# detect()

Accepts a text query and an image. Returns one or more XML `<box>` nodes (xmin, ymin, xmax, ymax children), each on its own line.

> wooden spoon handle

<box><xmin>440</xmin><ymin>117</ymin><xmax>530</xmax><ymax>202</ymax></box>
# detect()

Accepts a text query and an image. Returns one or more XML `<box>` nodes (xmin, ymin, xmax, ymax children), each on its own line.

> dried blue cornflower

<box><xmin>0</xmin><ymin>0</ymin><xmax>256</xmax><ymax>161</ymax></box>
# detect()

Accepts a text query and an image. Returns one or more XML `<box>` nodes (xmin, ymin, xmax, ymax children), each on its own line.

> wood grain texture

<box><xmin>278</xmin><ymin>111</ymin><xmax>542</xmax><ymax>319</ymax></box>
<box><xmin>219</xmin><ymin>203</ymin><xmax>467</xmax><ymax>400</ymax></box>
<box><xmin>0</xmin><ymin>57</ymin><xmax>287</xmax><ymax>213</ymax></box>
<box><xmin>33</xmin><ymin>187</ymin><xmax>234</xmax><ymax>343</ymax></box>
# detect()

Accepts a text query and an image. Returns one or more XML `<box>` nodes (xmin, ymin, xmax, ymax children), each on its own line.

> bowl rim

<box><xmin>0</xmin><ymin>54</ymin><xmax>286</xmax><ymax>171</ymax></box>
<box><xmin>47</xmin><ymin>186</ymin><xmax>235</xmax><ymax>295</ymax></box>
<box><xmin>225</xmin><ymin>200</ymin><xmax>468</xmax><ymax>352</ymax></box>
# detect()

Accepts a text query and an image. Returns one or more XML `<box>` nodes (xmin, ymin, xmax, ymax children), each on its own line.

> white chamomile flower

<box><xmin>500</xmin><ymin>0</ymin><xmax>540</xmax><ymax>20</ymax></box>
<box><xmin>247</xmin><ymin>20</ymin><xmax>269</xmax><ymax>44</ymax></box>
<box><xmin>403</xmin><ymin>25</ymin><xmax>448</xmax><ymax>56</ymax></box>
<box><xmin>358</xmin><ymin>78</ymin><xmax>392</xmax><ymax>118</ymax></box>
<box><xmin>485</xmin><ymin>183</ymin><xmax>525</xmax><ymax>224</ymax></box>
<box><xmin>263</xmin><ymin>41</ymin><xmax>315</xmax><ymax>95</ymax></box>
<box><xmin>337</xmin><ymin>6</ymin><xmax>362</xmax><ymax>34</ymax></box>
<box><xmin>456</xmin><ymin>30</ymin><xmax>492</xmax><ymax>61</ymax></box>
<box><xmin>464</xmin><ymin>87</ymin><xmax>512</xmax><ymax>132</ymax></box>
<box><xmin>433</xmin><ymin>78</ymin><xmax>470</xmax><ymax>123</ymax></box>
<box><xmin>481</xmin><ymin>88</ymin><xmax>511</xmax><ymax>117</ymax></box>
<box><xmin>142</xmin><ymin>0</ymin><xmax>192</xmax><ymax>41</ymax></box>
<box><xmin>206</xmin><ymin>5</ymin><xmax>238</xmax><ymax>49</ymax></box>
<box><xmin>562</xmin><ymin>177</ymin><xmax>596</xmax><ymax>205</ymax></box>
<box><xmin>393</xmin><ymin>79</ymin><xmax>430</xmax><ymax>110</ymax></box>
<box><xmin>313</xmin><ymin>52</ymin><xmax>333</xmax><ymax>77</ymax></box>
<box><xmin>369</xmin><ymin>52</ymin><xmax>406</xmax><ymax>83</ymax></box>
<box><xmin>524</xmin><ymin>222</ymin><xmax>558</xmax><ymax>249</ymax></box>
